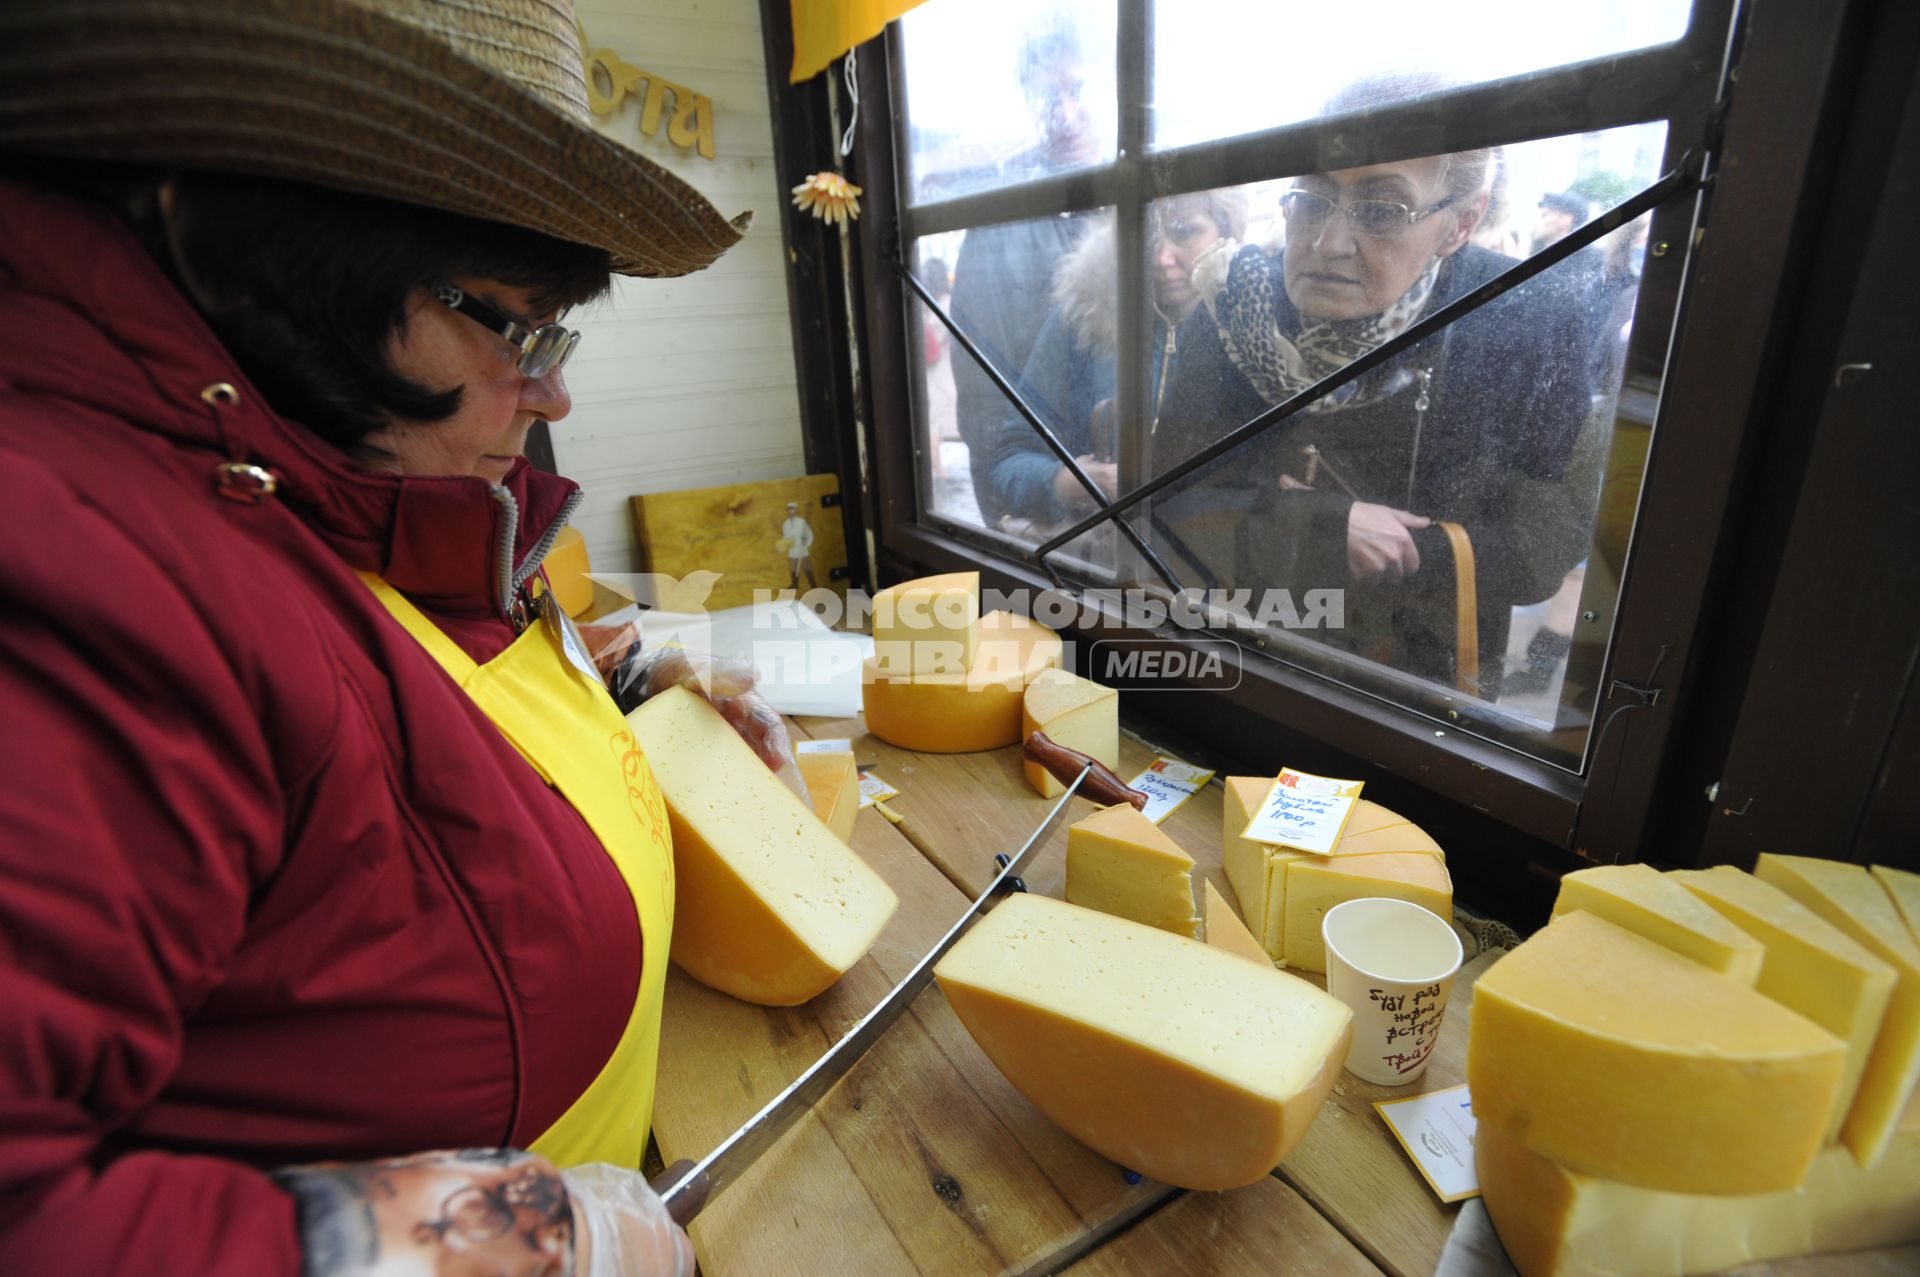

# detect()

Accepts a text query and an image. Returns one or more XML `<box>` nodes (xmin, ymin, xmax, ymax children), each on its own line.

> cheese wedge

<box><xmin>1476</xmin><ymin>1118</ymin><xmax>1920</xmax><ymax>1277</ymax></box>
<box><xmin>628</xmin><ymin>687</ymin><xmax>899</xmax><ymax>1006</ymax></box>
<box><xmin>1550</xmin><ymin>863</ymin><xmax>1764</xmax><ymax>986</ymax></box>
<box><xmin>862</xmin><ymin>611</ymin><xmax>1062</xmax><ymax>753</ymax></box>
<box><xmin>1672</xmin><ymin>865</ymin><xmax>1895</xmax><ymax>1147</ymax></box>
<box><xmin>1066</xmin><ymin>803</ymin><xmax>1201</xmax><ymax>938</ymax></box>
<box><xmin>1755</xmin><ymin>853</ymin><xmax>1920</xmax><ymax>1167</ymax></box>
<box><xmin>935</xmin><ymin>894</ymin><xmax>1352</xmax><ymax>1190</ymax></box>
<box><xmin>1468</xmin><ymin>909</ymin><xmax>1846</xmax><ymax>1195</ymax></box>
<box><xmin>871</xmin><ymin>571</ymin><xmax>979</xmax><ymax>675</ymax></box>
<box><xmin>1202</xmin><ymin>881</ymin><xmax>1272</xmax><ymax>966</ymax></box>
<box><xmin>1020</xmin><ymin>668</ymin><xmax>1118</xmax><ymax>797</ymax></box>
<box><xmin>796</xmin><ymin>749</ymin><xmax>860</xmax><ymax>843</ymax></box>
<box><xmin>1874</xmin><ymin>864</ymin><xmax>1920</xmax><ymax>940</ymax></box>
<box><xmin>1281</xmin><ymin>852</ymin><xmax>1453</xmax><ymax>974</ymax></box>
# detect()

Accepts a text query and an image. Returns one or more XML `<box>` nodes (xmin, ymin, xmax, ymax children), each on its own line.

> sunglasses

<box><xmin>431</xmin><ymin>283</ymin><xmax>581</xmax><ymax>379</ymax></box>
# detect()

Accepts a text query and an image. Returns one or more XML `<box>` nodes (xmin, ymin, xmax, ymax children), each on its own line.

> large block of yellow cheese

<box><xmin>1468</xmin><ymin>909</ymin><xmax>1846</xmax><ymax>1195</ymax></box>
<box><xmin>1874</xmin><ymin>863</ymin><xmax>1920</xmax><ymax>940</ymax></box>
<box><xmin>1672</xmin><ymin>865</ymin><xmax>1895</xmax><ymax>1148</ymax></box>
<box><xmin>862</xmin><ymin>610</ymin><xmax>1061</xmax><ymax>753</ymax></box>
<box><xmin>1220</xmin><ymin>776</ymin><xmax>1300</xmax><ymax>955</ymax></box>
<box><xmin>1476</xmin><ymin>1115</ymin><xmax>1920</xmax><ymax>1277</ymax></box>
<box><xmin>1281</xmin><ymin>853</ymin><xmax>1453</xmax><ymax>974</ymax></box>
<box><xmin>1065</xmin><ymin>803</ymin><xmax>1201</xmax><ymax>938</ymax></box>
<box><xmin>1020</xmin><ymin>668</ymin><xmax>1118</xmax><ymax>797</ymax></box>
<box><xmin>1551</xmin><ymin>862</ymin><xmax>1764</xmax><ymax>985</ymax></box>
<box><xmin>1202</xmin><ymin>881</ymin><xmax>1272</xmax><ymax>967</ymax></box>
<box><xmin>870</xmin><ymin>570</ymin><xmax>979</xmax><ymax>675</ymax></box>
<box><xmin>1755</xmin><ymin>852</ymin><xmax>1920</xmax><ymax>1168</ymax></box>
<box><xmin>628</xmin><ymin>687</ymin><xmax>899</xmax><ymax>1006</ymax></box>
<box><xmin>935</xmin><ymin>894</ymin><xmax>1351</xmax><ymax>1191</ymax></box>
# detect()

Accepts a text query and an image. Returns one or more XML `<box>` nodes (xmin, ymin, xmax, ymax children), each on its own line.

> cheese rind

<box><xmin>1281</xmin><ymin>853</ymin><xmax>1453</xmax><ymax>973</ymax></box>
<box><xmin>1476</xmin><ymin>1119</ymin><xmax>1920</xmax><ymax>1277</ymax></box>
<box><xmin>1065</xmin><ymin>803</ymin><xmax>1201</xmax><ymax>938</ymax></box>
<box><xmin>1672</xmin><ymin>865</ymin><xmax>1895</xmax><ymax>1147</ymax></box>
<box><xmin>861</xmin><ymin>611</ymin><xmax>1062</xmax><ymax>753</ymax></box>
<box><xmin>1202</xmin><ymin>881</ymin><xmax>1272</xmax><ymax>966</ymax></box>
<box><xmin>796</xmin><ymin>749</ymin><xmax>860</xmax><ymax>843</ymax></box>
<box><xmin>870</xmin><ymin>571</ymin><xmax>979</xmax><ymax>675</ymax></box>
<box><xmin>935</xmin><ymin>894</ymin><xmax>1352</xmax><ymax>1191</ymax></box>
<box><xmin>1020</xmin><ymin>668</ymin><xmax>1118</xmax><ymax>797</ymax></box>
<box><xmin>628</xmin><ymin>687</ymin><xmax>899</xmax><ymax>1006</ymax></box>
<box><xmin>1550</xmin><ymin>863</ymin><xmax>1764</xmax><ymax>986</ymax></box>
<box><xmin>1468</xmin><ymin>909</ymin><xmax>1846</xmax><ymax>1195</ymax></box>
<box><xmin>1754</xmin><ymin>853</ymin><xmax>1920</xmax><ymax>1167</ymax></box>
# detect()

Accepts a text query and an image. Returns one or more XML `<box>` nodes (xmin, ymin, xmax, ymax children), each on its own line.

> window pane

<box><xmin>1151</xmin><ymin>1</ymin><xmax>1691</xmax><ymax>150</ymax></box>
<box><xmin>898</xmin><ymin>0</ymin><xmax>1117</xmax><ymax>204</ymax></box>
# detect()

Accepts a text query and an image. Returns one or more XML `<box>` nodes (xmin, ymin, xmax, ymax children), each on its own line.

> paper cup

<box><xmin>1321</xmin><ymin>897</ymin><xmax>1463</xmax><ymax>1086</ymax></box>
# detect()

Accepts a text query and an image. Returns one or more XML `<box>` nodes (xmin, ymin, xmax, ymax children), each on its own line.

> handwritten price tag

<box><xmin>857</xmin><ymin>770</ymin><xmax>900</xmax><ymax>809</ymax></box>
<box><xmin>1374</xmin><ymin>1084</ymin><xmax>1479</xmax><ymax>1203</ymax></box>
<box><xmin>1125</xmin><ymin>758</ymin><xmax>1216</xmax><ymax>824</ymax></box>
<box><xmin>1239</xmin><ymin>768</ymin><xmax>1364</xmax><ymax>854</ymax></box>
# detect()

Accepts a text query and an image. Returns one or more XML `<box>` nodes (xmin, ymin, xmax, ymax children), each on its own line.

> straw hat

<box><xmin>0</xmin><ymin>0</ymin><xmax>751</xmax><ymax>277</ymax></box>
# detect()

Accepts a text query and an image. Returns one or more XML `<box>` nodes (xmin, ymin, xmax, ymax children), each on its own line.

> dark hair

<box><xmin>29</xmin><ymin>163</ymin><xmax>613</xmax><ymax>456</ymax></box>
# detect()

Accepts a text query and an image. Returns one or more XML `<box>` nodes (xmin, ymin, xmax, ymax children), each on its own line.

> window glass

<box><xmin>897</xmin><ymin>0</ymin><xmax>1117</xmax><ymax>204</ymax></box>
<box><xmin>1151</xmin><ymin>0</ymin><xmax>1690</xmax><ymax>150</ymax></box>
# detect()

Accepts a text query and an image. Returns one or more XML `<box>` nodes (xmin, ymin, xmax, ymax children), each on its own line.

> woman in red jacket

<box><xmin>0</xmin><ymin>1</ymin><xmax>754</xmax><ymax>1273</ymax></box>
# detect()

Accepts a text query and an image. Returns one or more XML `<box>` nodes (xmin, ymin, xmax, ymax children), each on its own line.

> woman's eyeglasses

<box><xmin>1279</xmin><ymin>189</ymin><xmax>1459</xmax><ymax>238</ymax></box>
<box><xmin>432</xmin><ymin>283</ymin><xmax>581</xmax><ymax>379</ymax></box>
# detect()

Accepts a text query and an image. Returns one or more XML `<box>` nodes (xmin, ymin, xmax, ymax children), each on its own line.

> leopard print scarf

<box><xmin>1191</xmin><ymin>239</ymin><xmax>1442</xmax><ymax>412</ymax></box>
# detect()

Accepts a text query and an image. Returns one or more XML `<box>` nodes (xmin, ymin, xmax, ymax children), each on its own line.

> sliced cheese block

<box><xmin>871</xmin><ymin>570</ymin><xmax>979</xmax><ymax>675</ymax></box>
<box><xmin>934</xmin><ymin>894</ymin><xmax>1352</xmax><ymax>1190</ymax></box>
<box><xmin>1874</xmin><ymin>863</ymin><xmax>1920</xmax><ymax>940</ymax></box>
<box><xmin>1066</xmin><ymin>803</ymin><xmax>1201</xmax><ymax>938</ymax></box>
<box><xmin>628</xmin><ymin>687</ymin><xmax>899</xmax><ymax>1006</ymax></box>
<box><xmin>1202</xmin><ymin>881</ymin><xmax>1272</xmax><ymax>966</ymax></box>
<box><xmin>1550</xmin><ymin>863</ymin><xmax>1764</xmax><ymax>986</ymax></box>
<box><xmin>1281</xmin><ymin>852</ymin><xmax>1453</xmax><ymax>974</ymax></box>
<box><xmin>1672</xmin><ymin>865</ymin><xmax>1895</xmax><ymax>1147</ymax></box>
<box><xmin>796</xmin><ymin>749</ymin><xmax>860</xmax><ymax>844</ymax></box>
<box><xmin>1468</xmin><ymin>909</ymin><xmax>1846</xmax><ymax>1195</ymax></box>
<box><xmin>1020</xmin><ymin>668</ymin><xmax>1118</xmax><ymax>798</ymax></box>
<box><xmin>862</xmin><ymin>610</ymin><xmax>1061</xmax><ymax>753</ymax></box>
<box><xmin>1755</xmin><ymin>853</ymin><xmax>1920</xmax><ymax>1167</ymax></box>
<box><xmin>1476</xmin><ymin>1119</ymin><xmax>1920</xmax><ymax>1277</ymax></box>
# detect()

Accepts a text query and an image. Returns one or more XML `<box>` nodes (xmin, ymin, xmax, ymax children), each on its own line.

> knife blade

<box><xmin>651</xmin><ymin>760</ymin><xmax>1093</xmax><ymax>1221</ymax></box>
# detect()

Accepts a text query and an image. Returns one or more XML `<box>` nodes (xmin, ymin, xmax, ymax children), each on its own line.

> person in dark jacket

<box><xmin>0</xmin><ymin>1</ymin><xmax>754</xmax><ymax>1274</ymax></box>
<box><xmin>1153</xmin><ymin>142</ymin><xmax>1601</xmax><ymax>699</ymax></box>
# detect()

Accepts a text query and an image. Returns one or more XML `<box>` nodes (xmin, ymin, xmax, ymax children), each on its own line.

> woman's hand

<box><xmin>1347</xmin><ymin>502</ymin><xmax>1431</xmax><ymax>581</ymax></box>
<box><xmin>1051</xmin><ymin>456</ymin><xmax>1118</xmax><ymax>512</ymax></box>
<box><xmin>562</xmin><ymin>1163</ymin><xmax>696</xmax><ymax>1277</ymax></box>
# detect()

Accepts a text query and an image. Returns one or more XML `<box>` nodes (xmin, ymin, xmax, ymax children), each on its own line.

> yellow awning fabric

<box><xmin>790</xmin><ymin>0</ymin><xmax>931</xmax><ymax>84</ymax></box>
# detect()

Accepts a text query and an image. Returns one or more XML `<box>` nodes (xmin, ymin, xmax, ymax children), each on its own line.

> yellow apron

<box><xmin>360</xmin><ymin>573</ymin><xmax>673</xmax><ymax>1169</ymax></box>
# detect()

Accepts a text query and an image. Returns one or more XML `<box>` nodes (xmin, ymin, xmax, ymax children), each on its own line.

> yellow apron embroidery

<box><xmin>360</xmin><ymin>573</ymin><xmax>673</xmax><ymax>1169</ymax></box>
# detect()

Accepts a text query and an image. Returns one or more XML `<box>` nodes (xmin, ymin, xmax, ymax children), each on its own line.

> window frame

<box><xmin>831</xmin><ymin>0</ymin><xmax>1865</xmax><ymax>863</ymax></box>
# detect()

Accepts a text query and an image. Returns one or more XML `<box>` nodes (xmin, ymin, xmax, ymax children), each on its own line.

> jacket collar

<box><xmin>0</xmin><ymin>180</ymin><xmax>579</xmax><ymax>619</ymax></box>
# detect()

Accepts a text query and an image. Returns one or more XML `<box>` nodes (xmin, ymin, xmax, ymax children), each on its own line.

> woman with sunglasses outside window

<box><xmin>1156</xmin><ymin>77</ymin><xmax>1599</xmax><ymax>698</ymax></box>
<box><xmin>0</xmin><ymin>2</ymin><xmax>758</xmax><ymax>1274</ymax></box>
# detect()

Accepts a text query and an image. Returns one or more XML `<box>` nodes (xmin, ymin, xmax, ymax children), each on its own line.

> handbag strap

<box><xmin>1436</xmin><ymin>521</ymin><xmax>1479</xmax><ymax>695</ymax></box>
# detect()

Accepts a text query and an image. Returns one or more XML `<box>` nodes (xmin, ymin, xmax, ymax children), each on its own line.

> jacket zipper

<box><xmin>489</xmin><ymin>485</ymin><xmax>585</xmax><ymax>629</ymax></box>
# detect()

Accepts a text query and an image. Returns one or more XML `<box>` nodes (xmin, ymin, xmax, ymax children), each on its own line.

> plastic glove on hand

<box><xmin>562</xmin><ymin>1163</ymin><xmax>695</xmax><ymax>1277</ymax></box>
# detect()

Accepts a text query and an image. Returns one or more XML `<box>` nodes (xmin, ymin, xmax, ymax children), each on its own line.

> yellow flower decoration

<box><xmin>791</xmin><ymin>171</ymin><xmax>863</xmax><ymax>225</ymax></box>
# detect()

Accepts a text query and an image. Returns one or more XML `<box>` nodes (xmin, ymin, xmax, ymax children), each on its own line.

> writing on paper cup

<box><xmin>1321</xmin><ymin>898</ymin><xmax>1463</xmax><ymax>1086</ymax></box>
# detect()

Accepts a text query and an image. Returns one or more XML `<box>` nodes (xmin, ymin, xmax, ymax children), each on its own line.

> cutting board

<box><xmin>630</xmin><ymin>473</ymin><xmax>848</xmax><ymax>611</ymax></box>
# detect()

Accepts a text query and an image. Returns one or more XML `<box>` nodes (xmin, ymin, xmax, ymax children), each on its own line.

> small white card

<box><xmin>1374</xmin><ymin>1084</ymin><xmax>1479</xmax><ymax>1203</ymax></box>
<box><xmin>1125</xmin><ymin>758</ymin><xmax>1216</xmax><ymax>825</ymax></box>
<box><xmin>857</xmin><ymin>770</ymin><xmax>900</xmax><ymax>809</ymax></box>
<box><xmin>796</xmin><ymin>738</ymin><xmax>853</xmax><ymax>754</ymax></box>
<box><xmin>1239</xmin><ymin>768</ymin><xmax>1364</xmax><ymax>855</ymax></box>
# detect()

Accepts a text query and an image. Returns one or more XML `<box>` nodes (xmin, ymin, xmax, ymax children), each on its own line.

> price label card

<box><xmin>796</xmin><ymin>738</ymin><xmax>853</xmax><ymax>754</ymax></box>
<box><xmin>1125</xmin><ymin>758</ymin><xmax>1216</xmax><ymax>824</ymax></box>
<box><xmin>1239</xmin><ymin>768</ymin><xmax>1364</xmax><ymax>854</ymax></box>
<box><xmin>857</xmin><ymin>770</ymin><xmax>900</xmax><ymax>809</ymax></box>
<box><xmin>1374</xmin><ymin>1083</ymin><xmax>1479</xmax><ymax>1203</ymax></box>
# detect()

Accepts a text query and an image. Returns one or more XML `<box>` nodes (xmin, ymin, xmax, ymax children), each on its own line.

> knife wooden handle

<box><xmin>1023</xmin><ymin>732</ymin><xmax>1148</xmax><ymax>809</ymax></box>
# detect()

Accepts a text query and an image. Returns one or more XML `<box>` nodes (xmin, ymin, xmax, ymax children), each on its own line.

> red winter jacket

<box><xmin>0</xmin><ymin>182</ymin><xmax>643</xmax><ymax>1274</ymax></box>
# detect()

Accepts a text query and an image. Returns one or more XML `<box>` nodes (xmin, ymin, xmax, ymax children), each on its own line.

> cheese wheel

<box><xmin>1202</xmin><ymin>881</ymin><xmax>1272</xmax><ymax>967</ymax></box>
<box><xmin>1551</xmin><ymin>863</ymin><xmax>1765</xmax><ymax>986</ymax></box>
<box><xmin>1468</xmin><ymin>909</ymin><xmax>1846</xmax><ymax>1195</ymax></box>
<box><xmin>1672</xmin><ymin>865</ymin><xmax>1895</xmax><ymax>1147</ymax></box>
<box><xmin>796</xmin><ymin>749</ymin><xmax>860</xmax><ymax>843</ymax></box>
<box><xmin>543</xmin><ymin>524</ymin><xmax>595</xmax><ymax>618</ymax></box>
<box><xmin>870</xmin><ymin>570</ymin><xmax>979</xmax><ymax>675</ymax></box>
<box><xmin>1476</xmin><ymin>1118</ymin><xmax>1920</xmax><ymax>1277</ymax></box>
<box><xmin>1020</xmin><ymin>668</ymin><xmax>1118</xmax><ymax>797</ymax></box>
<box><xmin>1874</xmin><ymin>863</ymin><xmax>1920</xmax><ymax>940</ymax></box>
<box><xmin>1281</xmin><ymin>852</ymin><xmax>1453</xmax><ymax>973</ymax></box>
<box><xmin>628</xmin><ymin>687</ymin><xmax>899</xmax><ymax>1006</ymax></box>
<box><xmin>861</xmin><ymin>611</ymin><xmax>1061</xmax><ymax>753</ymax></box>
<box><xmin>1065</xmin><ymin>803</ymin><xmax>1200</xmax><ymax>938</ymax></box>
<box><xmin>935</xmin><ymin>894</ymin><xmax>1352</xmax><ymax>1191</ymax></box>
<box><xmin>1755</xmin><ymin>853</ymin><xmax>1920</xmax><ymax>1167</ymax></box>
